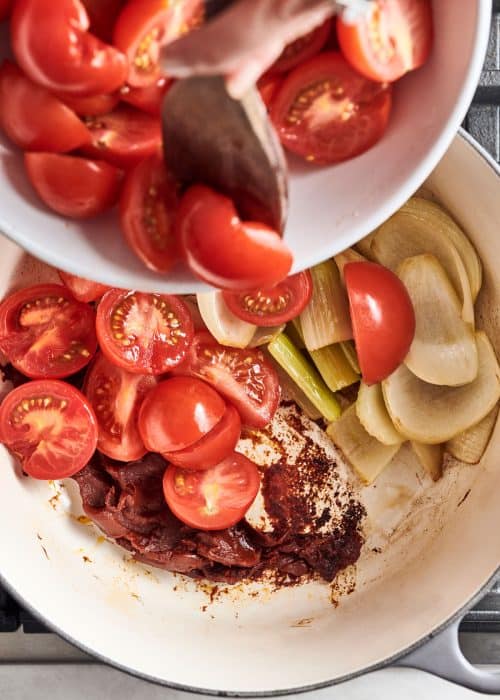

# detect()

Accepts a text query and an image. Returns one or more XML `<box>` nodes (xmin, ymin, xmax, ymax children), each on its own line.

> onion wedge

<box><xmin>446</xmin><ymin>404</ymin><xmax>499</xmax><ymax>464</ymax></box>
<box><xmin>410</xmin><ymin>442</ymin><xmax>443</xmax><ymax>481</ymax></box>
<box><xmin>398</xmin><ymin>254</ymin><xmax>478</xmax><ymax>386</ymax></box>
<box><xmin>356</xmin><ymin>382</ymin><xmax>404</xmax><ymax>445</ymax></box>
<box><xmin>382</xmin><ymin>332</ymin><xmax>500</xmax><ymax>444</ymax></box>
<box><xmin>197</xmin><ymin>291</ymin><xmax>256</xmax><ymax>348</ymax></box>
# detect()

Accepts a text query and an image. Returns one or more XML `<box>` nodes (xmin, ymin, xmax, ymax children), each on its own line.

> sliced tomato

<box><xmin>257</xmin><ymin>73</ymin><xmax>283</xmax><ymax>110</ymax></box>
<box><xmin>344</xmin><ymin>261</ymin><xmax>415</xmax><ymax>384</ymax></box>
<box><xmin>0</xmin><ymin>284</ymin><xmax>97</xmax><ymax>379</ymax></box>
<box><xmin>175</xmin><ymin>331</ymin><xmax>280</xmax><ymax>428</ymax></box>
<box><xmin>138</xmin><ymin>376</ymin><xmax>226</xmax><ymax>454</ymax></box>
<box><xmin>84</xmin><ymin>352</ymin><xmax>156</xmax><ymax>461</ymax></box>
<box><xmin>81</xmin><ymin>0</ymin><xmax>125</xmax><ymax>42</ymax></box>
<box><xmin>58</xmin><ymin>271</ymin><xmax>111</xmax><ymax>303</ymax></box>
<box><xmin>24</xmin><ymin>153</ymin><xmax>122</xmax><ymax>219</ymax></box>
<box><xmin>164</xmin><ymin>404</ymin><xmax>241</xmax><ymax>471</ymax></box>
<box><xmin>0</xmin><ymin>62</ymin><xmax>91</xmax><ymax>152</ymax></box>
<box><xmin>58</xmin><ymin>92</ymin><xmax>120</xmax><ymax>117</ymax></box>
<box><xmin>337</xmin><ymin>0</ymin><xmax>433</xmax><ymax>83</ymax></box>
<box><xmin>163</xmin><ymin>452</ymin><xmax>260</xmax><ymax>530</ymax></box>
<box><xmin>269</xmin><ymin>51</ymin><xmax>392</xmax><ymax>164</ymax></box>
<box><xmin>11</xmin><ymin>0</ymin><xmax>128</xmax><ymax>96</ymax></box>
<box><xmin>96</xmin><ymin>289</ymin><xmax>194</xmax><ymax>375</ymax></box>
<box><xmin>0</xmin><ymin>380</ymin><xmax>97</xmax><ymax>479</ymax></box>
<box><xmin>271</xmin><ymin>19</ymin><xmax>332</xmax><ymax>74</ymax></box>
<box><xmin>0</xmin><ymin>0</ymin><xmax>13</xmax><ymax>21</ymax></box>
<box><xmin>223</xmin><ymin>271</ymin><xmax>312</xmax><ymax>327</ymax></box>
<box><xmin>119</xmin><ymin>154</ymin><xmax>179</xmax><ymax>273</ymax></box>
<box><xmin>119</xmin><ymin>76</ymin><xmax>171</xmax><ymax>116</ymax></box>
<box><xmin>113</xmin><ymin>0</ymin><xmax>203</xmax><ymax>87</ymax></box>
<box><xmin>82</xmin><ymin>105</ymin><xmax>162</xmax><ymax>169</ymax></box>
<box><xmin>176</xmin><ymin>185</ymin><xmax>293</xmax><ymax>290</ymax></box>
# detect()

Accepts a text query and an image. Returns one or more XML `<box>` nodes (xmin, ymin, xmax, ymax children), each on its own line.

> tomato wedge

<box><xmin>25</xmin><ymin>153</ymin><xmax>122</xmax><ymax>219</ymax></box>
<box><xmin>96</xmin><ymin>289</ymin><xmax>194</xmax><ymax>375</ymax></box>
<box><xmin>119</xmin><ymin>77</ymin><xmax>171</xmax><ymax>116</ymax></box>
<box><xmin>0</xmin><ymin>0</ymin><xmax>13</xmax><ymax>22</ymax></box>
<box><xmin>163</xmin><ymin>453</ymin><xmax>260</xmax><ymax>530</ymax></box>
<box><xmin>11</xmin><ymin>0</ymin><xmax>128</xmax><ymax>96</ymax></box>
<box><xmin>58</xmin><ymin>271</ymin><xmax>111</xmax><ymax>303</ymax></box>
<box><xmin>175</xmin><ymin>331</ymin><xmax>280</xmax><ymax>428</ymax></box>
<box><xmin>223</xmin><ymin>272</ymin><xmax>312</xmax><ymax>327</ymax></box>
<box><xmin>337</xmin><ymin>0</ymin><xmax>433</xmax><ymax>83</ymax></box>
<box><xmin>58</xmin><ymin>92</ymin><xmax>120</xmax><ymax>117</ymax></box>
<box><xmin>257</xmin><ymin>73</ymin><xmax>283</xmax><ymax>110</ymax></box>
<box><xmin>81</xmin><ymin>0</ymin><xmax>125</xmax><ymax>42</ymax></box>
<box><xmin>271</xmin><ymin>19</ymin><xmax>332</xmax><ymax>74</ymax></box>
<box><xmin>0</xmin><ymin>62</ymin><xmax>91</xmax><ymax>153</ymax></box>
<box><xmin>119</xmin><ymin>154</ymin><xmax>179</xmax><ymax>273</ymax></box>
<box><xmin>176</xmin><ymin>185</ymin><xmax>293</xmax><ymax>290</ymax></box>
<box><xmin>0</xmin><ymin>380</ymin><xmax>97</xmax><ymax>479</ymax></box>
<box><xmin>113</xmin><ymin>0</ymin><xmax>203</xmax><ymax>87</ymax></box>
<box><xmin>344</xmin><ymin>261</ymin><xmax>415</xmax><ymax>384</ymax></box>
<box><xmin>85</xmin><ymin>352</ymin><xmax>156</xmax><ymax>461</ymax></box>
<box><xmin>0</xmin><ymin>284</ymin><xmax>97</xmax><ymax>379</ymax></box>
<box><xmin>269</xmin><ymin>52</ymin><xmax>392</xmax><ymax>164</ymax></box>
<box><xmin>82</xmin><ymin>105</ymin><xmax>162</xmax><ymax>169</ymax></box>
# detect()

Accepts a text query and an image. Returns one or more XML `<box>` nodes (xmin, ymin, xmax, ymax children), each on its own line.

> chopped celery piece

<box><xmin>249</xmin><ymin>324</ymin><xmax>285</xmax><ymax>347</ymax></box>
<box><xmin>272</xmin><ymin>361</ymin><xmax>322</xmax><ymax>421</ymax></box>
<box><xmin>340</xmin><ymin>341</ymin><xmax>361</xmax><ymax>374</ymax></box>
<box><xmin>300</xmin><ymin>260</ymin><xmax>352</xmax><ymax>351</ymax></box>
<box><xmin>286</xmin><ymin>319</ymin><xmax>305</xmax><ymax>349</ymax></box>
<box><xmin>310</xmin><ymin>344</ymin><xmax>359</xmax><ymax>392</ymax></box>
<box><xmin>268</xmin><ymin>333</ymin><xmax>341</xmax><ymax>422</ymax></box>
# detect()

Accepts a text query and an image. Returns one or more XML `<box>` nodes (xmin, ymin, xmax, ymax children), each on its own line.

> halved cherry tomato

<box><xmin>337</xmin><ymin>0</ymin><xmax>433</xmax><ymax>83</ymax></box>
<box><xmin>0</xmin><ymin>284</ymin><xmax>97</xmax><ymax>379</ymax></box>
<box><xmin>25</xmin><ymin>153</ymin><xmax>122</xmax><ymax>219</ymax></box>
<box><xmin>0</xmin><ymin>0</ymin><xmax>12</xmax><ymax>21</ymax></box>
<box><xmin>271</xmin><ymin>19</ymin><xmax>332</xmax><ymax>74</ymax></box>
<box><xmin>223</xmin><ymin>272</ymin><xmax>312</xmax><ymax>327</ymax></box>
<box><xmin>163</xmin><ymin>452</ymin><xmax>260</xmax><ymax>530</ymax></box>
<box><xmin>176</xmin><ymin>185</ymin><xmax>293</xmax><ymax>290</ymax></box>
<box><xmin>113</xmin><ymin>0</ymin><xmax>203</xmax><ymax>87</ymax></box>
<box><xmin>269</xmin><ymin>52</ymin><xmax>392</xmax><ymax>164</ymax></box>
<box><xmin>58</xmin><ymin>92</ymin><xmax>120</xmax><ymax>117</ymax></box>
<box><xmin>119</xmin><ymin>77</ymin><xmax>171</xmax><ymax>116</ymax></box>
<box><xmin>58</xmin><ymin>271</ymin><xmax>111</xmax><ymax>303</ymax></box>
<box><xmin>81</xmin><ymin>0</ymin><xmax>125</xmax><ymax>42</ymax></box>
<box><xmin>11</xmin><ymin>0</ymin><xmax>128</xmax><ymax>96</ymax></box>
<box><xmin>138</xmin><ymin>376</ymin><xmax>226</xmax><ymax>454</ymax></box>
<box><xmin>82</xmin><ymin>105</ymin><xmax>162</xmax><ymax>169</ymax></box>
<box><xmin>257</xmin><ymin>73</ymin><xmax>283</xmax><ymax>110</ymax></box>
<box><xmin>119</xmin><ymin>154</ymin><xmax>179</xmax><ymax>273</ymax></box>
<box><xmin>0</xmin><ymin>379</ymin><xmax>97</xmax><ymax>479</ymax></box>
<box><xmin>344</xmin><ymin>261</ymin><xmax>415</xmax><ymax>384</ymax></box>
<box><xmin>164</xmin><ymin>405</ymin><xmax>241</xmax><ymax>471</ymax></box>
<box><xmin>96</xmin><ymin>289</ymin><xmax>194</xmax><ymax>375</ymax></box>
<box><xmin>0</xmin><ymin>62</ymin><xmax>91</xmax><ymax>152</ymax></box>
<box><xmin>175</xmin><ymin>331</ymin><xmax>280</xmax><ymax>428</ymax></box>
<box><xmin>85</xmin><ymin>352</ymin><xmax>156</xmax><ymax>461</ymax></box>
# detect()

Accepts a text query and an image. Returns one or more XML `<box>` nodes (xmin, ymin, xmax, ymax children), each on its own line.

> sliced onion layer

<box><xmin>356</xmin><ymin>381</ymin><xmax>403</xmax><ymax>445</ymax></box>
<box><xmin>446</xmin><ymin>404</ymin><xmax>499</xmax><ymax>464</ymax></box>
<box><xmin>197</xmin><ymin>291</ymin><xmax>256</xmax><ymax>348</ymax></box>
<box><xmin>410</xmin><ymin>442</ymin><xmax>443</xmax><ymax>481</ymax></box>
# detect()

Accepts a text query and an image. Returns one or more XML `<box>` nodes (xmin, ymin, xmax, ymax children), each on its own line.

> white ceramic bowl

<box><xmin>0</xmin><ymin>2</ymin><xmax>492</xmax><ymax>293</ymax></box>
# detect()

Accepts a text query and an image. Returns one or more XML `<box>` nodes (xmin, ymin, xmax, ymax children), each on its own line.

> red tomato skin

<box><xmin>164</xmin><ymin>404</ymin><xmax>241</xmax><ymax>470</ymax></box>
<box><xmin>257</xmin><ymin>73</ymin><xmax>283</xmax><ymax>110</ymax></box>
<box><xmin>344</xmin><ymin>261</ymin><xmax>416</xmax><ymax>384</ymax></box>
<box><xmin>271</xmin><ymin>19</ymin><xmax>332</xmax><ymax>74</ymax></box>
<box><xmin>58</xmin><ymin>270</ymin><xmax>111</xmax><ymax>303</ymax></box>
<box><xmin>25</xmin><ymin>153</ymin><xmax>122</xmax><ymax>219</ymax></box>
<box><xmin>0</xmin><ymin>0</ymin><xmax>13</xmax><ymax>21</ymax></box>
<box><xmin>119</xmin><ymin>77</ymin><xmax>171</xmax><ymax>116</ymax></box>
<box><xmin>11</xmin><ymin>0</ymin><xmax>128</xmax><ymax>96</ymax></box>
<box><xmin>58</xmin><ymin>92</ymin><xmax>120</xmax><ymax>117</ymax></box>
<box><xmin>0</xmin><ymin>62</ymin><xmax>91</xmax><ymax>152</ymax></box>
<box><xmin>81</xmin><ymin>0</ymin><xmax>126</xmax><ymax>42</ymax></box>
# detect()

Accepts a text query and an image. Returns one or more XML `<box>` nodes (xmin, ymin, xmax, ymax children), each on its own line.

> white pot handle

<box><xmin>395</xmin><ymin>619</ymin><xmax>500</xmax><ymax>694</ymax></box>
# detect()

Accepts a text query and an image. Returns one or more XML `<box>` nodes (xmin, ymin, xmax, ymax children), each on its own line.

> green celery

<box><xmin>310</xmin><ymin>344</ymin><xmax>359</xmax><ymax>392</ymax></box>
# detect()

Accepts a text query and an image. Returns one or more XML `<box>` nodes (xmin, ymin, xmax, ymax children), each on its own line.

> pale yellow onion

<box><xmin>356</xmin><ymin>382</ymin><xmax>404</xmax><ymax>445</ymax></box>
<box><xmin>355</xmin><ymin>231</ymin><xmax>377</xmax><ymax>259</ymax></box>
<box><xmin>197</xmin><ymin>291</ymin><xmax>256</xmax><ymax>348</ymax></box>
<box><xmin>248</xmin><ymin>324</ymin><xmax>285</xmax><ymax>347</ymax></box>
<box><xmin>410</xmin><ymin>442</ymin><xmax>443</xmax><ymax>481</ymax></box>
<box><xmin>446</xmin><ymin>404</ymin><xmax>499</xmax><ymax>464</ymax></box>
<box><xmin>382</xmin><ymin>332</ymin><xmax>500</xmax><ymax>444</ymax></box>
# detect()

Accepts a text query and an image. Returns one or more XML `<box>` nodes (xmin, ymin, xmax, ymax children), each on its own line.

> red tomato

<box><xmin>337</xmin><ymin>0</ymin><xmax>432</xmax><ymax>83</ymax></box>
<box><xmin>84</xmin><ymin>352</ymin><xmax>156</xmax><ymax>461</ymax></box>
<box><xmin>0</xmin><ymin>284</ymin><xmax>97</xmax><ymax>379</ymax></box>
<box><xmin>162</xmin><ymin>453</ymin><xmax>260</xmax><ymax>530</ymax></box>
<box><xmin>0</xmin><ymin>380</ymin><xmax>97</xmax><ymax>479</ymax></box>
<box><xmin>0</xmin><ymin>62</ymin><xmax>90</xmax><ymax>152</ymax></box>
<box><xmin>82</xmin><ymin>105</ymin><xmax>162</xmax><ymax>169</ymax></box>
<box><xmin>223</xmin><ymin>271</ymin><xmax>312</xmax><ymax>327</ymax></box>
<box><xmin>257</xmin><ymin>73</ymin><xmax>283</xmax><ymax>110</ymax></box>
<box><xmin>25</xmin><ymin>153</ymin><xmax>122</xmax><ymax>219</ymax></box>
<box><xmin>119</xmin><ymin>154</ymin><xmax>179</xmax><ymax>273</ymax></box>
<box><xmin>81</xmin><ymin>0</ymin><xmax>125</xmax><ymax>42</ymax></box>
<box><xmin>344</xmin><ymin>261</ymin><xmax>415</xmax><ymax>384</ymax></box>
<box><xmin>176</xmin><ymin>185</ymin><xmax>293</xmax><ymax>290</ymax></box>
<box><xmin>119</xmin><ymin>77</ymin><xmax>171</xmax><ymax>116</ymax></box>
<box><xmin>11</xmin><ymin>0</ymin><xmax>128</xmax><ymax>96</ymax></box>
<box><xmin>58</xmin><ymin>92</ymin><xmax>120</xmax><ymax>117</ymax></box>
<box><xmin>113</xmin><ymin>0</ymin><xmax>203</xmax><ymax>87</ymax></box>
<box><xmin>0</xmin><ymin>0</ymin><xmax>12</xmax><ymax>21</ymax></box>
<box><xmin>271</xmin><ymin>19</ymin><xmax>332</xmax><ymax>74</ymax></box>
<box><xmin>164</xmin><ymin>404</ymin><xmax>241</xmax><ymax>471</ymax></box>
<box><xmin>138</xmin><ymin>376</ymin><xmax>226</xmax><ymax>454</ymax></box>
<box><xmin>58</xmin><ymin>271</ymin><xmax>111</xmax><ymax>303</ymax></box>
<box><xmin>175</xmin><ymin>331</ymin><xmax>280</xmax><ymax>428</ymax></box>
<box><xmin>269</xmin><ymin>52</ymin><xmax>392</xmax><ymax>164</ymax></box>
<box><xmin>96</xmin><ymin>289</ymin><xmax>194</xmax><ymax>375</ymax></box>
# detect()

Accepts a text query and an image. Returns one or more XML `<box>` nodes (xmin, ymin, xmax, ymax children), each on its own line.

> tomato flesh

<box><xmin>96</xmin><ymin>289</ymin><xmax>194</xmax><ymax>375</ymax></box>
<box><xmin>58</xmin><ymin>271</ymin><xmax>111</xmax><ymax>303</ymax></box>
<box><xmin>119</xmin><ymin>77</ymin><xmax>171</xmax><ymax>116</ymax></box>
<box><xmin>81</xmin><ymin>0</ymin><xmax>125</xmax><ymax>42</ymax></box>
<box><xmin>0</xmin><ymin>0</ymin><xmax>13</xmax><ymax>22</ymax></box>
<box><xmin>0</xmin><ymin>284</ymin><xmax>97</xmax><ymax>379</ymax></box>
<box><xmin>163</xmin><ymin>452</ymin><xmax>260</xmax><ymax>530</ymax></box>
<box><xmin>271</xmin><ymin>19</ymin><xmax>332</xmax><ymax>74</ymax></box>
<box><xmin>58</xmin><ymin>92</ymin><xmax>120</xmax><ymax>117</ymax></box>
<box><xmin>0</xmin><ymin>380</ymin><xmax>97</xmax><ymax>479</ymax></box>
<box><xmin>257</xmin><ymin>73</ymin><xmax>283</xmax><ymax>110</ymax></box>
<box><xmin>344</xmin><ymin>261</ymin><xmax>416</xmax><ymax>384</ymax></box>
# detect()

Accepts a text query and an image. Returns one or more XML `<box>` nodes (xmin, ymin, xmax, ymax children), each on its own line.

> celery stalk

<box><xmin>310</xmin><ymin>344</ymin><xmax>359</xmax><ymax>392</ymax></box>
<box><xmin>268</xmin><ymin>333</ymin><xmax>341</xmax><ymax>422</ymax></box>
<box><xmin>340</xmin><ymin>340</ymin><xmax>361</xmax><ymax>374</ymax></box>
<box><xmin>300</xmin><ymin>260</ymin><xmax>352</xmax><ymax>351</ymax></box>
<box><xmin>286</xmin><ymin>319</ymin><xmax>305</xmax><ymax>349</ymax></box>
<box><xmin>271</xmin><ymin>361</ymin><xmax>322</xmax><ymax>421</ymax></box>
